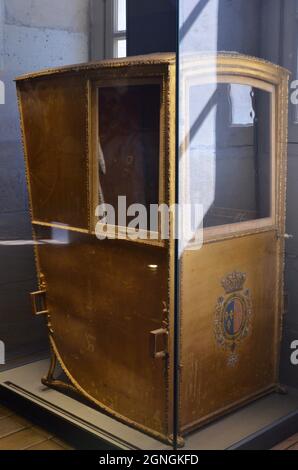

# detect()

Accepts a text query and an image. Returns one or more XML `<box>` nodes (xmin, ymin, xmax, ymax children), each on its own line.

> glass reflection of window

<box><xmin>230</xmin><ymin>84</ymin><xmax>255</xmax><ymax>127</ymax></box>
<box><xmin>188</xmin><ymin>83</ymin><xmax>272</xmax><ymax>230</ymax></box>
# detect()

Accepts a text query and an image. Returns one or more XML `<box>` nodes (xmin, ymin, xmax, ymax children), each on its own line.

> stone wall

<box><xmin>0</xmin><ymin>0</ymin><xmax>90</xmax><ymax>365</ymax></box>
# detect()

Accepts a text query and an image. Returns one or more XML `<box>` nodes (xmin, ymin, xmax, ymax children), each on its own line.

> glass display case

<box><xmin>1</xmin><ymin>0</ymin><xmax>298</xmax><ymax>453</ymax></box>
<box><xmin>16</xmin><ymin>52</ymin><xmax>289</xmax><ymax>446</ymax></box>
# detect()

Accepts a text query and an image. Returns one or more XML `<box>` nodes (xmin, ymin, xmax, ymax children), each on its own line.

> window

<box><xmin>182</xmin><ymin>76</ymin><xmax>275</xmax><ymax>240</ymax></box>
<box><xmin>97</xmin><ymin>81</ymin><xmax>161</xmax><ymax>231</ymax></box>
<box><xmin>112</xmin><ymin>0</ymin><xmax>127</xmax><ymax>58</ymax></box>
<box><xmin>90</xmin><ymin>0</ymin><xmax>127</xmax><ymax>60</ymax></box>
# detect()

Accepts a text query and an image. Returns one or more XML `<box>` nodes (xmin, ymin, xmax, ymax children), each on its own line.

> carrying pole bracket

<box><xmin>30</xmin><ymin>290</ymin><xmax>48</xmax><ymax>316</ymax></box>
<box><xmin>150</xmin><ymin>328</ymin><xmax>168</xmax><ymax>359</ymax></box>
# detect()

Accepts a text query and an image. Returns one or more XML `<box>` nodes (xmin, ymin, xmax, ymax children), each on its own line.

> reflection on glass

<box><xmin>230</xmin><ymin>84</ymin><xmax>255</xmax><ymax>126</ymax></box>
<box><xmin>98</xmin><ymin>84</ymin><xmax>160</xmax><ymax>229</ymax></box>
<box><xmin>188</xmin><ymin>83</ymin><xmax>271</xmax><ymax>229</ymax></box>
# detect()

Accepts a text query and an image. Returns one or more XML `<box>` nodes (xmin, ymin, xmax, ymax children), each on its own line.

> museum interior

<box><xmin>1</xmin><ymin>0</ymin><xmax>298</xmax><ymax>452</ymax></box>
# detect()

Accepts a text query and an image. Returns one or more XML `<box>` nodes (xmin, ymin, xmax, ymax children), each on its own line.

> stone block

<box><xmin>4</xmin><ymin>0</ymin><xmax>90</xmax><ymax>34</ymax></box>
<box><xmin>3</xmin><ymin>24</ymin><xmax>89</xmax><ymax>74</ymax></box>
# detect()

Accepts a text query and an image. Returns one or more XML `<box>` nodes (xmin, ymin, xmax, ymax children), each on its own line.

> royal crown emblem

<box><xmin>214</xmin><ymin>271</ymin><xmax>252</xmax><ymax>367</ymax></box>
<box><xmin>221</xmin><ymin>271</ymin><xmax>246</xmax><ymax>294</ymax></box>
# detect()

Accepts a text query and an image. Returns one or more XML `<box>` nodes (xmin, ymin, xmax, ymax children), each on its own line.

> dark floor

<box><xmin>0</xmin><ymin>403</ymin><xmax>73</xmax><ymax>450</ymax></box>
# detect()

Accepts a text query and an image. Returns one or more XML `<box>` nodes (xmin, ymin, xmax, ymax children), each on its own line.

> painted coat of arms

<box><xmin>214</xmin><ymin>271</ymin><xmax>252</xmax><ymax>367</ymax></box>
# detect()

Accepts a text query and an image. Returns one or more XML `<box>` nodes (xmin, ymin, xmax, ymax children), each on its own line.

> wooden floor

<box><xmin>272</xmin><ymin>434</ymin><xmax>298</xmax><ymax>450</ymax></box>
<box><xmin>0</xmin><ymin>403</ymin><xmax>73</xmax><ymax>450</ymax></box>
<box><xmin>1</xmin><ymin>397</ymin><xmax>298</xmax><ymax>451</ymax></box>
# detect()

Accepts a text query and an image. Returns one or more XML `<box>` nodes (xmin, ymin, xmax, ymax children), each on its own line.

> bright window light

<box><xmin>116</xmin><ymin>0</ymin><xmax>127</xmax><ymax>32</ymax></box>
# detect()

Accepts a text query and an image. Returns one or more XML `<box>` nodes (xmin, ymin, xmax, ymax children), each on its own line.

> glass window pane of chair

<box><xmin>188</xmin><ymin>82</ymin><xmax>272</xmax><ymax>229</ymax></box>
<box><xmin>98</xmin><ymin>84</ymin><xmax>160</xmax><ymax>229</ymax></box>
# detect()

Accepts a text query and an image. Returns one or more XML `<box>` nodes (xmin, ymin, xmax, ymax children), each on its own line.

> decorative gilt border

<box><xmin>15</xmin><ymin>53</ymin><xmax>176</xmax><ymax>82</ymax></box>
<box><xmin>89</xmin><ymin>74</ymin><xmax>168</xmax><ymax>247</ymax></box>
<box><xmin>180</xmin><ymin>55</ymin><xmax>286</xmax><ymax>245</ymax></box>
<box><xmin>16</xmin><ymin>88</ymin><xmax>44</xmax><ymax>294</ymax></box>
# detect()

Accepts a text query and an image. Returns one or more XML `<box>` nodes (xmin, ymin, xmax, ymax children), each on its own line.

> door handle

<box><xmin>31</xmin><ymin>290</ymin><xmax>48</xmax><ymax>316</ymax></box>
<box><xmin>150</xmin><ymin>328</ymin><xmax>168</xmax><ymax>359</ymax></box>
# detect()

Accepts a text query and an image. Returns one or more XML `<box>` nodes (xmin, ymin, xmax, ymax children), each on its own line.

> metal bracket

<box><xmin>150</xmin><ymin>328</ymin><xmax>168</xmax><ymax>359</ymax></box>
<box><xmin>42</xmin><ymin>347</ymin><xmax>77</xmax><ymax>395</ymax></box>
<box><xmin>30</xmin><ymin>290</ymin><xmax>48</xmax><ymax>316</ymax></box>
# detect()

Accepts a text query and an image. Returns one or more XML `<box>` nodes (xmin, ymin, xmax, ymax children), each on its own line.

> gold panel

<box><xmin>17</xmin><ymin>76</ymin><xmax>89</xmax><ymax>230</ymax></box>
<box><xmin>180</xmin><ymin>231</ymin><xmax>279</xmax><ymax>431</ymax></box>
<box><xmin>36</xmin><ymin>227</ymin><xmax>169</xmax><ymax>438</ymax></box>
